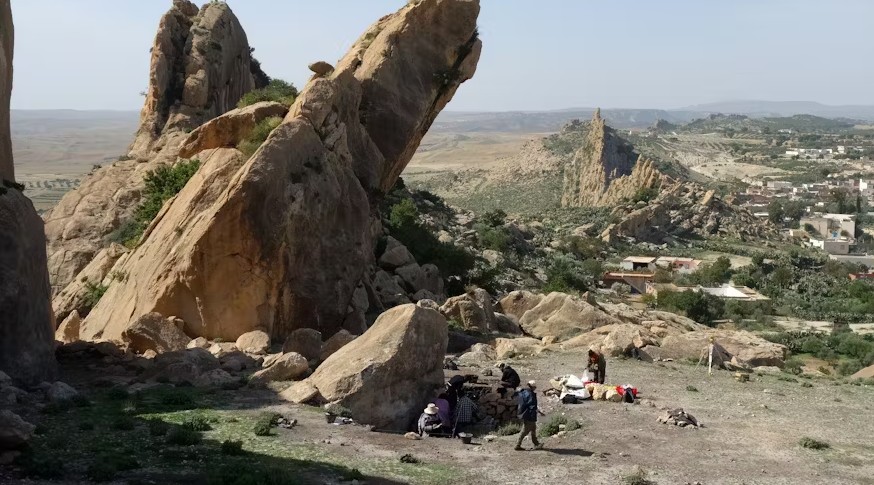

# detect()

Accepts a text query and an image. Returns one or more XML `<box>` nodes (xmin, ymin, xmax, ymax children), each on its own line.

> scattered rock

<box><xmin>308</xmin><ymin>61</ymin><xmax>334</xmax><ymax>76</ymax></box>
<box><xmin>187</xmin><ymin>337</ymin><xmax>210</xmax><ymax>349</ymax></box>
<box><xmin>208</xmin><ymin>342</ymin><xmax>238</xmax><ymax>358</ymax></box>
<box><xmin>250</xmin><ymin>352</ymin><xmax>309</xmax><ymax>384</ymax></box>
<box><xmin>0</xmin><ymin>410</ymin><xmax>35</xmax><ymax>450</ymax></box>
<box><xmin>122</xmin><ymin>312</ymin><xmax>191</xmax><ymax>354</ymax></box>
<box><xmin>45</xmin><ymin>381</ymin><xmax>78</xmax><ymax>402</ymax></box>
<box><xmin>235</xmin><ymin>330</ymin><xmax>271</xmax><ymax>355</ymax></box>
<box><xmin>494</xmin><ymin>337</ymin><xmax>544</xmax><ymax>360</ymax></box>
<box><xmin>282</xmin><ymin>328</ymin><xmax>322</xmax><ymax>361</ymax></box>
<box><xmin>193</xmin><ymin>368</ymin><xmax>238</xmax><ymax>388</ymax></box>
<box><xmin>320</xmin><ymin>330</ymin><xmax>356</xmax><ymax>361</ymax></box>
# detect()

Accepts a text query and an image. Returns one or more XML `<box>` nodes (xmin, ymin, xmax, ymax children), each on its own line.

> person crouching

<box><xmin>417</xmin><ymin>403</ymin><xmax>444</xmax><ymax>437</ymax></box>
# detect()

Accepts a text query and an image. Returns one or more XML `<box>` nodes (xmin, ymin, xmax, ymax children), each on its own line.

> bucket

<box><xmin>325</xmin><ymin>413</ymin><xmax>337</xmax><ymax>424</ymax></box>
<box><xmin>458</xmin><ymin>432</ymin><xmax>472</xmax><ymax>444</ymax></box>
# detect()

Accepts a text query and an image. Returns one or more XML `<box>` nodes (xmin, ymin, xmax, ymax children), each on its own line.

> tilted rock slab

<box><xmin>0</xmin><ymin>0</ymin><xmax>56</xmax><ymax>385</ymax></box>
<box><xmin>44</xmin><ymin>0</ymin><xmax>264</xmax><ymax>295</ymax></box>
<box><xmin>82</xmin><ymin>0</ymin><xmax>481</xmax><ymax>342</ymax></box>
<box><xmin>282</xmin><ymin>304</ymin><xmax>448</xmax><ymax>430</ymax></box>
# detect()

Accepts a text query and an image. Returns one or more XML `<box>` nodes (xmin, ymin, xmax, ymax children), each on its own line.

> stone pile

<box><xmin>657</xmin><ymin>408</ymin><xmax>701</xmax><ymax>428</ymax></box>
<box><xmin>477</xmin><ymin>390</ymin><xmax>518</xmax><ymax>424</ymax></box>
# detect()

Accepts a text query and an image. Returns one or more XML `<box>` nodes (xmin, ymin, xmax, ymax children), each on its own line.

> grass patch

<box><xmin>238</xmin><ymin>116</ymin><xmax>282</xmax><ymax>158</ymax></box>
<box><xmin>799</xmin><ymin>437</ymin><xmax>830</xmax><ymax>450</ymax></box>
<box><xmin>400</xmin><ymin>454</ymin><xmax>421</xmax><ymax>464</ymax></box>
<box><xmin>166</xmin><ymin>427</ymin><xmax>202</xmax><ymax>446</ymax></box>
<box><xmin>538</xmin><ymin>415</ymin><xmax>570</xmax><ymax>438</ymax></box>
<box><xmin>221</xmin><ymin>439</ymin><xmax>245</xmax><ymax>456</ymax></box>
<box><xmin>237</xmin><ymin>79</ymin><xmax>298</xmax><ymax>108</ymax></box>
<box><xmin>622</xmin><ymin>467</ymin><xmax>655</xmax><ymax>485</ymax></box>
<box><xmin>496</xmin><ymin>422</ymin><xmax>521</xmax><ymax>436</ymax></box>
<box><xmin>183</xmin><ymin>415</ymin><xmax>214</xmax><ymax>431</ymax></box>
<box><xmin>253</xmin><ymin>413</ymin><xmax>280</xmax><ymax>437</ymax></box>
<box><xmin>686</xmin><ymin>385</ymin><xmax>699</xmax><ymax>392</ymax></box>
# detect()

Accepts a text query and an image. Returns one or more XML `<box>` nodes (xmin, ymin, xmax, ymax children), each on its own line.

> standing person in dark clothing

<box><xmin>587</xmin><ymin>349</ymin><xmax>607</xmax><ymax>384</ymax></box>
<box><xmin>496</xmin><ymin>362</ymin><xmax>520</xmax><ymax>397</ymax></box>
<box><xmin>515</xmin><ymin>380</ymin><xmax>544</xmax><ymax>450</ymax></box>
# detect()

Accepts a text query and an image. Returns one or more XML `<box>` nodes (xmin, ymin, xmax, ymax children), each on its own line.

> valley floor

<box><xmin>4</xmin><ymin>351</ymin><xmax>873</xmax><ymax>484</ymax></box>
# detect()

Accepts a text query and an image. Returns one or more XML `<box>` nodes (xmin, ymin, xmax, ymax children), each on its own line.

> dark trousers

<box><xmin>516</xmin><ymin>420</ymin><xmax>540</xmax><ymax>447</ymax></box>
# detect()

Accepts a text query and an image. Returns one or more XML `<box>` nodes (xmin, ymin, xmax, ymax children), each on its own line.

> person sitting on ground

<box><xmin>417</xmin><ymin>403</ymin><xmax>444</xmax><ymax>437</ymax></box>
<box><xmin>587</xmin><ymin>349</ymin><xmax>607</xmax><ymax>384</ymax></box>
<box><xmin>515</xmin><ymin>380</ymin><xmax>544</xmax><ymax>451</ymax></box>
<box><xmin>496</xmin><ymin>362</ymin><xmax>521</xmax><ymax>396</ymax></box>
<box><xmin>434</xmin><ymin>393</ymin><xmax>452</xmax><ymax>427</ymax></box>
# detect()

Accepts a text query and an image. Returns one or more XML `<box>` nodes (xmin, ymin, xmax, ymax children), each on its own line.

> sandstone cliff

<box><xmin>44</xmin><ymin>1</ymin><xmax>264</xmax><ymax>297</ymax></box>
<box><xmin>80</xmin><ymin>0</ymin><xmax>481</xmax><ymax>343</ymax></box>
<box><xmin>0</xmin><ymin>0</ymin><xmax>56</xmax><ymax>384</ymax></box>
<box><xmin>561</xmin><ymin>109</ymin><xmax>662</xmax><ymax>208</ymax></box>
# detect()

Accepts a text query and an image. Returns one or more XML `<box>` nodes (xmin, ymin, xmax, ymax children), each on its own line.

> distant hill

<box><xmin>680</xmin><ymin>100</ymin><xmax>874</xmax><ymax>121</ymax></box>
<box><xmin>433</xmin><ymin>108</ymin><xmax>702</xmax><ymax>132</ymax></box>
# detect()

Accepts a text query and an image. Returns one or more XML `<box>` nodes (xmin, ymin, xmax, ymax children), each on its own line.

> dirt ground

<box><xmin>5</xmin><ymin>349</ymin><xmax>873</xmax><ymax>485</ymax></box>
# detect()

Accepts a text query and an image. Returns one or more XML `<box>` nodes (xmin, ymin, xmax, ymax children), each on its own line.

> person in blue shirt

<box><xmin>515</xmin><ymin>380</ymin><xmax>544</xmax><ymax>450</ymax></box>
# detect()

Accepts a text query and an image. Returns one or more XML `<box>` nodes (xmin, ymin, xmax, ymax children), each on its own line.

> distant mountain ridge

<box><xmin>679</xmin><ymin>100</ymin><xmax>874</xmax><ymax>120</ymax></box>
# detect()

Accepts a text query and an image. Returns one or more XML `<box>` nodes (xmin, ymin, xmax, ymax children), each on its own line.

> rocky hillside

<box><xmin>77</xmin><ymin>0</ymin><xmax>482</xmax><ymax>344</ymax></box>
<box><xmin>561</xmin><ymin>109</ymin><xmax>661</xmax><ymax>208</ymax></box>
<box><xmin>0</xmin><ymin>0</ymin><xmax>56</xmax><ymax>385</ymax></box>
<box><xmin>44</xmin><ymin>0</ymin><xmax>266</xmax><ymax>297</ymax></box>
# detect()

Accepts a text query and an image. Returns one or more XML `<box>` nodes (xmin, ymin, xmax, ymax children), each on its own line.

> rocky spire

<box><xmin>561</xmin><ymin>109</ymin><xmax>661</xmax><ymax>207</ymax></box>
<box><xmin>128</xmin><ymin>0</ymin><xmax>267</xmax><ymax>159</ymax></box>
<box><xmin>0</xmin><ymin>0</ymin><xmax>56</xmax><ymax>384</ymax></box>
<box><xmin>45</xmin><ymin>1</ymin><xmax>266</xmax><ymax>297</ymax></box>
<box><xmin>81</xmin><ymin>0</ymin><xmax>482</xmax><ymax>342</ymax></box>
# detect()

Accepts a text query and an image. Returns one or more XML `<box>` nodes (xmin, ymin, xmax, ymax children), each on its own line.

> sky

<box><xmin>10</xmin><ymin>0</ymin><xmax>874</xmax><ymax>112</ymax></box>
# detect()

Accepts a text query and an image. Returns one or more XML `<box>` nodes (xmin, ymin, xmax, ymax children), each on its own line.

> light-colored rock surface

<box><xmin>0</xmin><ymin>0</ymin><xmax>55</xmax><ymax>385</ymax></box>
<box><xmin>78</xmin><ymin>0</ymin><xmax>480</xmax><ymax>343</ymax></box>
<box><xmin>289</xmin><ymin>304</ymin><xmax>448</xmax><ymax>430</ymax></box>
<box><xmin>320</xmin><ymin>330</ymin><xmax>356</xmax><ymax>361</ymax></box>
<box><xmin>249</xmin><ymin>352</ymin><xmax>308</xmax><ymax>384</ymax></box>
<box><xmin>519</xmin><ymin>292</ymin><xmax>619</xmax><ymax>341</ymax></box>
<box><xmin>145</xmin><ymin>348</ymin><xmax>220</xmax><ymax>385</ymax></box>
<box><xmin>187</xmin><ymin>337</ymin><xmax>210</xmax><ymax>349</ymax></box>
<box><xmin>122</xmin><ymin>312</ymin><xmax>191</xmax><ymax>354</ymax></box>
<box><xmin>851</xmin><ymin>364</ymin><xmax>874</xmax><ymax>380</ymax></box>
<box><xmin>561</xmin><ymin>109</ymin><xmax>661</xmax><ymax>208</ymax></box>
<box><xmin>178</xmin><ymin>101</ymin><xmax>288</xmax><ymax>159</ymax></box>
<box><xmin>497</xmin><ymin>290</ymin><xmax>544</xmax><ymax>320</ymax></box>
<box><xmin>658</xmin><ymin>330</ymin><xmax>787</xmax><ymax>367</ymax></box>
<box><xmin>193</xmin><ymin>368</ymin><xmax>237</xmax><ymax>388</ymax></box>
<box><xmin>0</xmin><ymin>410</ymin><xmax>34</xmax><ymax>450</ymax></box>
<box><xmin>51</xmin><ymin>243</ymin><xmax>128</xmax><ymax>325</ymax></box>
<box><xmin>378</xmin><ymin>237</ymin><xmax>415</xmax><ymax>270</ymax></box>
<box><xmin>440</xmin><ymin>288</ymin><xmax>496</xmax><ymax>332</ymax></box>
<box><xmin>494</xmin><ymin>337</ymin><xmax>545</xmax><ymax>360</ymax></box>
<box><xmin>55</xmin><ymin>310</ymin><xmax>81</xmax><ymax>344</ymax></box>
<box><xmin>208</xmin><ymin>342</ymin><xmax>237</xmax><ymax>358</ymax></box>
<box><xmin>44</xmin><ymin>1</ymin><xmax>265</xmax><ymax>295</ymax></box>
<box><xmin>235</xmin><ymin>330</ymin><xmax>271</xmax><ymax>355</ymax></box>
<box><xmin>458</xmin><ymin>343</ymin><xmax>497</xmax><ymax>364</ymax></box>
<box><xmin>282</xmin><ymin>328</ymin><xmax>323</xmax><ymax>361</ymax></box>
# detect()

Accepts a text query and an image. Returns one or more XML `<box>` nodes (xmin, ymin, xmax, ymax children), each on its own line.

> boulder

<box><xmin>599</xmin><ymin>324</ymin><xmax>657</xmax><ymax>357</ymax></box>
<box><xmin>193</xmin><ymin>368</ymin><xmax>238</xmax><ymax>388</ymax></box>
<box><xmin>494</xmin><ymin>337</ymin><xmax>544</xmax><ymax>360</ymax></box>
<box><xmin>249</xmin><ymin>352</ymin><xmax>309</xmax><ymax>384</ymax></box>
<box><xmin>122</xmin><ymin>312</ymin><xmax>191</xmax><ymax>354</ymax></box>
<box><xmin>208</xmin><ymin>342</ymin><xmax>237</xmax><ymax>358</ymax></box>
<box><xmin>497</xmin><ymin>290</ymin><xmax>544</xmax><ymax>320</ymax></box>
<box><xmin>458</xmin><ymin>343</ymin><xmax>496</xmax><ymax>364</ymax></box>
<box><xmin>373</xmin><ymin>270</ymin><xmax>411</xmax><ymax>307</ymax></box>
<box><xmin>494</xmin><ymin>313</ymin><xmax>521</xmax><ymax>334</ymax></box>
<box><xmin>658</xmin><ymin>330</ymin><xmax>787</xmax><ymax>368</ymax></box>
<box><xmin>280</xmin><ymin>380</ymin><xmax>319</xmax><ymax>404</ymax></box>
<box><xmin>187</xmin><ymin>337</ymin><xmax>210</xmax><ymax>349</ymax></box>
<box><xmin>282</xmin><ymin>328</ymin><xmax>323</xmax><ymax>361</ymax></box>
<box><xmin>235</xmin><ymin>330</ymin><xmax>271</xmax><ymax>355</ymax></box>
<box><xmin>55</xmin><ymin>310</ymin><xmax>81</xmax><ymax>344</ymax></box>
<box><xmin>850</xmin><ymin>364</ymin><xmax>874</xmax><ymax>380</ymax></box>
<box><xmin>0</xmin><ymin>371</ymin><xmax>9</xmax><ymax>386</ymax></box>
<box><xmin>261</xmin><ymin>353</ymin><xmax>283</xmax><ymax>369</ymax></box>
<box><xmin>77</xmin><ymin>0</ymin><xmax>481</xmax><ymax>343</ymax></box>
<box><xmin>146</xmin><ymin>348</ymin><xmax>220</xmax><ymax>385</ymax></box>
<box><xmin>440</xmin><ymin>288</ymin><xmax>495</xmax><ymax>333</ymax></box>
<box><xmin>519</xmin><ymin>292</ymin><xmax>620</xmax><ymax>341</ymax></box>
<box><xmin>0</xmin><ymin>411</ymin><xmax>34</xmax><ymax>450</ymax></box>
<box><xmin>308</xmin><ymin>61</ymin><xmax>334</xmax><ymax>77</ymax></box>
<box><xmin>45</xmin><ymin>381</ymin><xmax>78</xmax><ymax>402</ymax></box>
<box><xmin>288</xmin><ymin>304</ymin><xmax>448</xmax><ymax>430</ymax></box>
<box><xmin>395</xmin><ymin>263</ymin><xmax>427</xmax><ymax>292</ymax></box>
<box><xmin>378</xmin><ymin>237</ymin><xmax>415</xmax><ymax>270</ymax></box>
<box><xmin>447</xmin><ymin>331</ymin><xmax>480</xmax><ymax>354</ymax></box>
<box><xmin>0</xmin><ymin>0</ymin><xmax>55</xmax><ymax>384</ymax></box>
<box><xmin>178</xmin><ymin>101</ymin><xmax>289</xmax><ymax>159</ymax></box>
<box><xmin>320</xmin><ymin>330</ymin><xmax>357</xmax><ymax>361</ymax></box>
<box><xmin>219</xmin><ymin>351</ymin><xmax>257</xmax><ymax>373</ymax></box>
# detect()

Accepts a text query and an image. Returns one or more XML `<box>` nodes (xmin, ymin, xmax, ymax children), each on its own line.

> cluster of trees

<box><xmin>768</xmin><ymin>330</ymin><xmax>874</xmax><ymax>376</ymax></box>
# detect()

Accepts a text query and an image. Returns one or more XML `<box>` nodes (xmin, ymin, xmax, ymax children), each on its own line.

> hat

<box><xmin>527</xmin><ymin>380</ymin><xmax>537</xmax><ymax>388</ymax></box>
<box><xmin>424</xmin><ymin>403</ymin><xmax>439</xmax><ymax>415</ymax></box>
<box><xmin>495</xmin><ymin>362</ymin><xmax>505</xmax><ymax>369</ymax></box>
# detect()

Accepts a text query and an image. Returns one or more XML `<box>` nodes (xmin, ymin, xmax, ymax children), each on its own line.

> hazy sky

<box><xmin>10</xmin><ymin>0</ymin><xmax>874</xmax><ymax>112</ymax></box>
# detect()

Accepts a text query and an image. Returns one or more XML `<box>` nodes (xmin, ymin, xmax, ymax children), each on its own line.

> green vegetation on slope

<box><xmin>237</xmin><ymin>79</ymin><xmax>298</xmax><ymax>109</ymax></box>
<box><xmin>109</xmin><ymin>159</ymin><xmax>201</xmax><ymax>248</ymax></box>
<box><xmin>237</xmin><ymin>116</ymin><xmax>283</xmax><ymax>158</ymax></box>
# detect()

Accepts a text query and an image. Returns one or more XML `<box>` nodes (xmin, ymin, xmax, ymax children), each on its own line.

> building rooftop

<box><xmin>622</xmin><ymin>256</ymin><xmax>657</xmax><ymax>264</ymax></box>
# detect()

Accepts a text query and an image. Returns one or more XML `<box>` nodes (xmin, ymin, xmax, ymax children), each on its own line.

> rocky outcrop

<box><xmin>44</xmin><ymin>1</ymin><xmax>266</xmax><ymax>295</ymax></box>
<box><xmin>51</xmin><ymin>243</ymin><xmax>128</xmax><ymax>325</ymax></box>
<box><xmin>657</xmin><ymin>330</ymin><xmax>787</xmax><ymax>368</ymax></box>
<box><xmin>600</xmin><ymin>180</ymin><xmax>781</xmax><ymax>244</ymax></box>
<box><xmin>561</xmin><ymin>109</ymin><xmax>661</xmax><ymax>208</ymax></box>
<box><xmin>0</xmin><ymin>0</ymin><xmax>56</xmax><ymax>385</ymax></box>
<box><xmin>81</xmin><ymin>0</ymin><xmax>481</xmax><ymax>342</ymax></box>
<box><xmin>518</xmin><ymin>292</ymin><xmax>620</xmax><ymax>341</ymax></box>
<box><xmin>122</xmin><ymin>312</ymin><xmax>191</xmax><ymax>354</ymax></box>
<box><xmin>178</xmin><ymin>101</ymin><xmax>288</xmax><ymax>159</ymax></box>
<box><xmin>282</xmin><ymin>304</ymin><xmax>448</xmax><ymax>430</ymax></box>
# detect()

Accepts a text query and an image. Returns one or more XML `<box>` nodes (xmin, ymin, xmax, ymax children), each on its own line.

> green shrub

<box><xmin>783</xmin><ymin>357</ymin><xmax>804</xmax><ymax>375</ymax></box>
<box><xmin>622</xmin><ymin>467</ymin><xmax>655</xmax><ymax>485</ymax></box>
<box><xmin>237</xmin><ymin>116</ymin><xmax>283</xmax><ymax>158</ymax></box>
<box><xmin>657</xmin><ymin>289</ymin><xmax>725</xmax><ymax>326</ymax></box>
<box><xmin>496</xmin><ymin>422</ymin><xmax>521</xmax><ymax>435</ymax></box>
<box><xmin>112</xmin><ymin>159</ymin><xmax>201</xmax><ymax>247</ymax></box>
<box><xmin>565</xmin><ymin>420</ymin><xmax>582</xmax><ymax>432</ymax></box>
<box><xmin>474</xmin><ymin>223</ymin><xmax>511</xmax><ymax>252</ymax></box>
<box><xmin>182</xmin><ymin>415</ymin><xmax>213</xmax><ymax>432</ymax></box>
<box><xmin>253</xmin><ymin>414</ymin><xmax>275</xmax><ymax>436</ymax></box>
<box><xmin>166</xmin><ymin>427</ymin><xmax>202</xmax><ymax>446</ymax></box>
<box><xmin>220</xmin><ymin>439</ymin><xmax>245</xmax><ymax>455</ymax></box>
<box><xmin>112</xmin><ymin>416</ymin><xmax>136</xmax><ymax>431</ymax></box>
<box><xmin>538</xmin><ymin>415</ymin><xmax>568</xmax><ymax>438</ymax></box>
<box><xmin>799</xmin><ymin>437</ymin><xmax>830</xmax><ymax>450</ymax></box>
<box><xmin>399</xmin><ymin>454</ymin><xmax>421</xmax><ymax>464</ymax></box>
<box><xmin>81</xmin><ymin>281</ymin><xmax>108</xmax><ymax>314</ymax></box>
<box><xmin>837</xmin><ymin>359</ymin><xmax>864</xmax><ymax>376</ymax></box>
<box><xmin>237</xmin><ymin>79</ymin><xmax>298</xmax><ymax>108</ymax></box>
<box><xmin>148</xmin><ymin>419</ymin><xmax>170</xmax><ymax>436</ymax></box>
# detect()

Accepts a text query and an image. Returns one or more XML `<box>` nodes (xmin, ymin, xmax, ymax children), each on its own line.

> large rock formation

<box><xmin>44</xmin><ymin>0</ymin><xmax>266</xmax><ymax>296</ymax></box>
<box><xmin>561</xmin><ymin>109</ymin><xmax>661</xmax><ymax>208</ymax></box>
<box><xmin>0</xmin><ymin>0</ymin><xmax>56</xmax><ymax>385</ymax></box>
<box><xmin>80</xmin><ymin>0</ymin><xmax>481</xmax><ymax>342</ymax></box>
<box><xmin>282</xmin><ymin>304</ymin><xmax>448</xmax><ymax>430</ymax></box>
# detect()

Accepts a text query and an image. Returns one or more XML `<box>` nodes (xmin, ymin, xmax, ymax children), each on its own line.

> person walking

<box><xmin>515</xmin><ymin>381</ymin><xmax>544</xmax><ymax>450</ymax></box>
